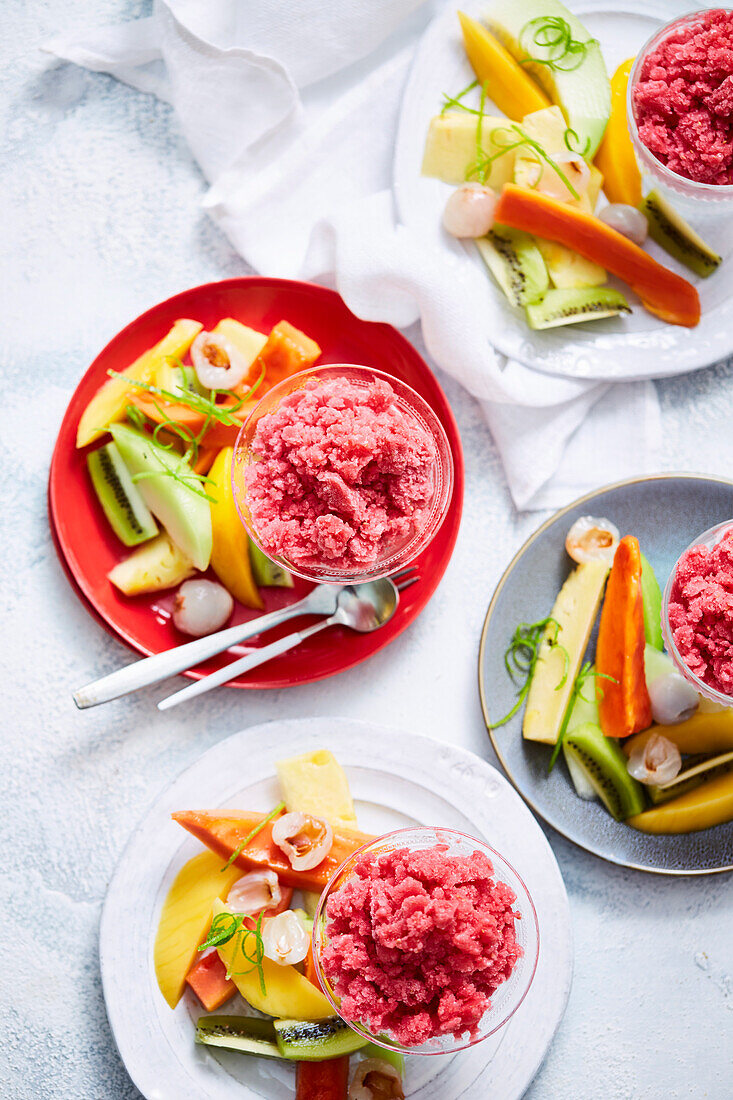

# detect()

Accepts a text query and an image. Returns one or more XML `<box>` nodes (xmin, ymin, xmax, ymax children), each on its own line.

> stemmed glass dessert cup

<box><xmin>310</xmin><ymin>826</ymin><xmax>540</xmax><ymax>1056</ymax></box>
<box><xmin>232</xmin><ymin>364</ymin><xmax>454</xmax><ymax>585</ymax></box>
<box><xmin>661</xmin><ymin>520</ymin><xmax>733</xmax><ymax>709</ymax></box>
<box><xmin>627</xmin><ymin>11</ymin><xmax>733</xmax><ymax>220</ymax></box>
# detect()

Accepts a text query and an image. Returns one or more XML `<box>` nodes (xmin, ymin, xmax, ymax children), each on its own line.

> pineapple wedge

<box><xmin>154</xmin><ymin>852</ymin><xmax>241</xmax><ymax>1009</ymax></box>
<box><xmin>107</xmin><ymin>533</ymin><xmax>195</xmax><ymax>596</ymax></box>
<box><xmin>76</xmin><ymin>318</ymin><xmax>202</xmax><ymax>448</ymax></box>
<box><xmin>422</xmin><ymin>112</ymin><xmax>519</xmax><ymax>186</ymax></box>
<box><xmin>212</xmin><ymin>318</ymin><xmax>267</xmax><ymax>372</ymax></box>
<box><xmin>522</xmin><ymin>561</ymin><xmax>609</xmax><ymax>744</ymax></box>
<box><xmin>276</xmin><ymin>750</ymin><xmax>358</xmax><ymax>830</ymax></box>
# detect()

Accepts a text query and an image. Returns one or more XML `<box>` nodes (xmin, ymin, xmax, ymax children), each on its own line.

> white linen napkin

<box><xmin>44</xmin><ymin>0</ymin><xmax>662</xmax><ymax>510</ymax></box>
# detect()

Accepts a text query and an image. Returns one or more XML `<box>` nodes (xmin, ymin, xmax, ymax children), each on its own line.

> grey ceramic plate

<box><xmin>479</xmin><ymin>474</ymin><xmax>733</xmax><ymax>876</ymax></box>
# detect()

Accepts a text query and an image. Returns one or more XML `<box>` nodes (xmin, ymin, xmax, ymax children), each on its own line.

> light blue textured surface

<box><xmin>1</xmin><ymin>2</ymin><xmax>732</xmax><ymax>1098</ymax></box>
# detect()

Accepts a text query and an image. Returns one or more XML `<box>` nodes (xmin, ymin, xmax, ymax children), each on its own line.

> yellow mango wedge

<box><xmin>277</xmin><ymin>750</ymin><xmax>358</xmax><ymax>830</ymax></box>
<box><xmin>154</xmin><ymin>851</ymin><xmax>241</xmax><ymax>1009</ymax></box>
<box><xmin>208</xmin><ymin>446</ymin><xmax>263</xmax><ymax>609</ymax></box>
<box><xmin>627</xmin><ymin>769</ymin><xmax>733</xmax><ymax>834</ymax></box>
<box><xmin>594</xmin><ymin>59</ymin><xmax>642</xmax><ymax>207</ymax></box>
<box><xmin>624</xmin><ymin>708</ymin><xmax>733</xmax><ymax>758</ymax></box>
<box><xmin>458</xmin><ymin>11</ymin><xmax>550</xmax><ymax>120</ymax></box>
<box><xmin>212</xmin><ymin>900</ymin><xmax>332</xmax><ymax>1019</ymax></box>
<box><xmin>76</xmin><ymin>318</ymin><xmax>202</xmax><ymax>448</ymax></box>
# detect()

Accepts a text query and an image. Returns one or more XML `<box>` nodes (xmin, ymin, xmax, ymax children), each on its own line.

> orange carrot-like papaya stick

<box><xmin>493</xmin><ymin>184</ymin><xmax>700</xmax><ymax>327</ymax></box>
<box><xmin>596</xmin><ymin>536</ymin><xmax>652</xmax><ymax>738</ymax></box>
<box><xmin>172</xmin><ymin>810</ymin><xmax>374</xmax><ymax>893</ymax></box>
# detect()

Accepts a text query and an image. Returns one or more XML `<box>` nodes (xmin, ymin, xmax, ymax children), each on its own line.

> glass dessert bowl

<box><xmin>627</xmin><ymin>9</ymin><xmax>733</xmax><ymax>218</ymax></box>
<box><xmin>662</xmin><ymin>520</ymin><xmax>733</xmax><ymax>709</ymax></box>
<box><xmin>232</xmin><ymin>364</ymin><xmax>454</xmax><ymax>585</ymax></box>
<box><xmin>310</xmin><ymin>826</ymin><xmax>539</xmax><ymax>1056</ymax></box>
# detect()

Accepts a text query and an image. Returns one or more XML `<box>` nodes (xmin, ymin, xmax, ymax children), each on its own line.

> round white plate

<box><xmin>394</xmin><ymin>0</ymin><xmax>731</xmax><ymax>382</ymax></box>
<box><xmin>101</xmin><ymin>719</ymin><xmax>572</xmax><ymax>1100</ymax></box>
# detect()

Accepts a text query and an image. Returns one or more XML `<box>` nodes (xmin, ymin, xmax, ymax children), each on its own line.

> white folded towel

<box><xmin>45</xmin><ymin>0</ymin><xmax>662</xmax><ymax>509</ymax></box>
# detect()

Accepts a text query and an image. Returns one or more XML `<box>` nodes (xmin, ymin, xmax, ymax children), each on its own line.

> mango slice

<box><xmin>626</xmin><ymin>769</ymin><xmax>733</xmax><ymax>834</ymax></box>
<box><xmin>594</xmin><ymin>59</ymin><xmax>641</xmax><ymax>207</ymax></box>
<box><xmin>76</xmin><ymin>318</ymin><xmax>202</xmax><ymax>448</ymax></box>
<box><xmin>624</xmin><ymin>709</ymin><xmax>733</xmax><ymax>758</ymax></box>
<box><xmin>458</xmin><ymin>11</ymin><xmax>549</xmax><ymax>120</ymax></box>
<box><xmin>154</xmin><ymin>851</ymin><xmax>242</xmax><ymax>1009</ymax></box>
<box><xmin>213</xmin><ymin>900</ymin><xmax>332</xmax><ymax>1020</ymax></box>
<box><xmin>209</xmin><ymin>446</ymin><xmax>263</xmax><ymax>610</ymax></box>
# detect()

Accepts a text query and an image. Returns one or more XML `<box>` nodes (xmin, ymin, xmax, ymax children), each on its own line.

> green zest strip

<box><xmin>439</xmin><ymin>80</ymin><xmax>581</xmax><ymax>200</ymax></box>
<box><xmin>548</xmin><ymin>663</ymin><xmax>617</xmax><ymax>772</ymax></box>
<box><xmin>519</xmin><ymin>16</ymin><xmax>598</xmax><ymax>73</ymax></box>
<box><xmin>221</xmin><ymin>801</ymin><xmax>286</xmax><ymax>872</ymax></box>
<box><xmin>110</xmin><ymin>356</ymin><xmax>266</xmax><ymax>503</ymax></box>
<box><xmin>441</xmin><ymin>78</ymin><xmax>479</xmax><ymax>115</ymax></box>
<box><xmin>198</xmin><ymin>910</ymin><xmax>267</xmax><ymax>996</ymax></box>
<box><xmin>491</xmin><ymin>617</ymin><xmax>568</xmax><ymax>729</ymax></box>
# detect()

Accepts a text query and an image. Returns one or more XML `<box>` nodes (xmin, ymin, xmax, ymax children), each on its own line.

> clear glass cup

<box><xmin>627</xmin><ymin>10</ymin><xmax>733</xmax><ymax>221</ymax></box>
<box><xmin>231</xmin><ymin>364</ymin><xmax>454</xmax><ymax>584</ymax></box>
<box><xmin>661</xmin><ymin>520</ymin><xmax>733</xmax><ymax>709</ymax></box>
<box><xmin>311</xmin><ymin>826</ymin><xmax>540</xmax><ymax>1056</ymax></box>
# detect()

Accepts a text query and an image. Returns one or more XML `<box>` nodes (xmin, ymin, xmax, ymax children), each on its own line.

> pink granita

<box><xmin>669</xmin><ymin>527</ymin><xmax>733</xmax><ymax>696</ymax></box>
<box><xmin>245</xmin><ymin>376</ymin><xmax>437</xmax><ymax>570</ymax></box>
<box><xmin>633</xmin><ymin>9</ymin><xmax>733</xmax><ymax>185</ymax></box>
<box><xmin>322</xmin><ymin>844</ymin><xmax>522</xmax><ymax>1047</ymax></box>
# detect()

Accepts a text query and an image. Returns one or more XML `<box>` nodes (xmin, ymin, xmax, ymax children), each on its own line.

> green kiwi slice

<box><xmin>87</xmin><ymin>442</ymin><xmax>158</xmax><ymax>547</ymax></box>
<box><xmin>648</xmin><ymin>750</ymin><xmax>733</xmax><ymax>805</ymax></box>
<box><xmin>195</xmin><ymin>1015</ymin><xmax>282</xmax><ymax>1059</ymax></box>
<box><xmin>564</xmin><ymin>722</ymin><xmax>646</xmax><ymax>820</ymax></box>
<box><xmin>526</xmin><ymin>287</ymin><xmax>631</xmax><ymax>330</ymax></box>
<box><xmin>640</xmin><ymin>191</ymin><xmax>721</xmax><ymax>278</ymax></box>
<box><xmin>248</xmin><ymin>540</ymin><xmax>294</xmax><ymax>588</ymax></box>
<box><xmin>475</xmin><ymin>228</ymin><xmax>549</xmax><ymax>307</ymax></box>
<box><xmin>274</xmin><ymin>1016</ymin><xmax>368</xmax><ymax>1060</ymax></box>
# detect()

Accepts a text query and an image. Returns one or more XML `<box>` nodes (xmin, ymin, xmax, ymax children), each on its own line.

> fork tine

<box><xmin>396</xmin><ymin>577</ymin><xmax>419</xmax><ymax>594</ymax></box>
<box><xmin>392</xmin><ymin>566</ymin><xmax>417</xmax><ymax>583</ymax></box>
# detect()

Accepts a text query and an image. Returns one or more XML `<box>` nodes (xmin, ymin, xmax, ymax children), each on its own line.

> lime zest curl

<box><xmin>519</xmin><ymin>16</ymin><xmax>599</xmax><ymax>74</ymax></box>
<box><xmin>491</xmin><ymin>616</ymin><xmax>569</xmax><ymax>729</ymax></box>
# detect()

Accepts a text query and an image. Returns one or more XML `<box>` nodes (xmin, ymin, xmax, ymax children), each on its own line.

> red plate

<box><xmin>49</xmin><ymin>277</ymin><xmax>464</xmax><ymax>688</ymax></box>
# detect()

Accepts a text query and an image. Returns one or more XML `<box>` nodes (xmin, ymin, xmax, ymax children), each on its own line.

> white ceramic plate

<box><xmin>394</xmin><ymin>0</ymin><xmax>732</xmax><ymax>381</ymax></box>
<box><xmin>100</xmin><ymin>719</ymin><xmax>572</xmax><ymax>1100</ymax></box>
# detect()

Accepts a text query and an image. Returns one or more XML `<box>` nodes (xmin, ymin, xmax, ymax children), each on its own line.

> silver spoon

<box><xmin>72</xmin><ymin>569</ymin><xmax>415</xmax><ymax>709</ymax></box>
<box><xmin>157</xmin><ymin>573</ymin><xmax>417</xmax><ymax>711</ymax></box>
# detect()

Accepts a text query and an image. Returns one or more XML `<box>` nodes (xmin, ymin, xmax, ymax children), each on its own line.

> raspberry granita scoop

<box><xmin>244</xmin><ymin>375</ymin><xmax>439</xmax><ymax>572</ymax></box>
<box><xmin>321</xmin><ymin>843</ymin><xmax>522</xmax><ymax>1046</ymax></box>
<box><xmin>633</xmin><ymin>9</ymin><xmax>733</xmax><ymax>185</ymax></box>
<box><xmin>668</xmin><ymin>527</ymin><xmax>733</xmax><ymax>696</ymax></box>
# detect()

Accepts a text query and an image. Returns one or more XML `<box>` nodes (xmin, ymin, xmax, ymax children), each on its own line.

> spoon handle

<box><xmin>156</xmin><ymin>619</ymin><xmax>333</xmax><ymax>711</ymax></box>
<box><xmin>72</xmin><ymin>597</ymin><xmax>316</xmax><ymax>709</ymax></box>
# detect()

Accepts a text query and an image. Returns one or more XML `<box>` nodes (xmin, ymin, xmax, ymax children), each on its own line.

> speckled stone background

<box><xmin>2</xmin><ymin>2</ymin><xmax>732</xmax><ymax>1097</ymax></box>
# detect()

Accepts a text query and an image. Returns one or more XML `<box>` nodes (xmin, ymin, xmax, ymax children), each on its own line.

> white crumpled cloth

<box><xmin>44</xmin><ymin>0</ymin><xmax>662</xmax><ymax>510</ymax></box>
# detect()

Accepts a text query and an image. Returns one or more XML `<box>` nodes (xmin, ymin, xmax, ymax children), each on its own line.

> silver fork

<box><xmin>157</xmin><ymin>571</ymin><xmax>419</xmax><ymax>711</ymax></box>
<box><xmin>72</xmin><ymin>568</ymin><xmax>418</xmax><ymax>709</ymax></box>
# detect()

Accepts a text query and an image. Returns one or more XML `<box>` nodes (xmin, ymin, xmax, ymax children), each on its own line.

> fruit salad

<box><xmin>421</xmin><ymin>0</ymin><xmax>726</xmax><ymax>332</ymax></box>
<box><xmin>155</xmin><ymin>749</ymin><xmax>407</xmax><ymax>1099</ymax></box>
<box><xmin>492</xmin><ymin>518</ymin><xmax>733</xmax><ymax>835</ymax></box>
<box><xmin>76</xmin><ymin>317</ymin><xmax>323</xmax><ymax>634</ymax></box>
<box><xmin>154</xmin><ymin>749</ymin><xmax>526</xmax><ymax>1094</ymax></box>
